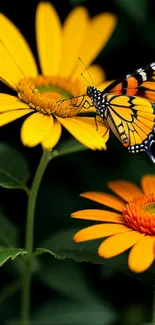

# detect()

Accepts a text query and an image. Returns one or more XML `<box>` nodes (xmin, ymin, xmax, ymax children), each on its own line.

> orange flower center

<box><xmin>124</xmin><ymin>193</ymin><xmax>155</xmax><ymax>235</ymax></box>
<box><xmin>17</xmin><ymin>75</ymin><xmax>88</xmax><ymax>117</ymax></box>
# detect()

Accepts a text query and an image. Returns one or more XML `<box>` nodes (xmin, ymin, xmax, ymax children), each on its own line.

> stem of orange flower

<box><xmin>21</xmin><ymin>149</ymin><xmax>56</xmax><ymax>325</ymax></box>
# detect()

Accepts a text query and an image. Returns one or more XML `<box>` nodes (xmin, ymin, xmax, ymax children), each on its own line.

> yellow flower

<box><xmin>72</xmin><ymin>175</ymin><xmax>155</xmax><ymax>273</ymax></box>
<box><xmin>0</xmin><ymin>2</ymin><xmax>116</xmax><ymax>150</ymax></box>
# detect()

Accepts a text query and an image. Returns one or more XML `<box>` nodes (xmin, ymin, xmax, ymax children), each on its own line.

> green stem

<box><xmin>25</xmin><ymin>151</ymin><xmax>51</xmax><ymax>255</ymax></box>
<box><xmin>21</xmin><ymin>150</ymin><xmax>55</xmax><ymax>325</ymax></box>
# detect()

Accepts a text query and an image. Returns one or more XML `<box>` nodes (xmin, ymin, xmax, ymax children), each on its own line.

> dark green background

<box><xmin>0</xmin><ymin>0</ymin><xmax>155</xmax><ymax>324</ymax></box>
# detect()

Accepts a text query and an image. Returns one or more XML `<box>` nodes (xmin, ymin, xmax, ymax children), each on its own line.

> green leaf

<box><xmin>115</xmin><ymin>0</ymin><xmax>148</xmax><ymax>23</ymax></box>
<box><xmin>54</xmin><ymin>137</ymin><xmax>88</xmax><ymax>157</ymax></box>
<box><xmin>101</xmin><ymin>253</ymin><xmax>129</xmax><ymax>278</ymax></box>
<box><xmin>0</xmin><ymin>142</ymin><xmax>30</xmax><ymax>190</ymax></box>
<box><xmin>38</xmin><ymin>258</ymin><xmax>96</xmax><ymax>302</ymax></box>
<box><xmin>0</xmin><ymin>248</ymin><xmax>28</xmax><ymax>267</ymax></box>
<box><xmin>0</xmin><ymin>207</ymin><xmax>19</xmax><ymax>247</ymax></box>
<box><xmin>37</xmin><ymin>228</ymin><xmax>104</xmax><ymax>264</ymax></box>
<box><xmin>32</xmin><ymin>299</ymin><xmax>117</xmax><ymax>325</ymax></box>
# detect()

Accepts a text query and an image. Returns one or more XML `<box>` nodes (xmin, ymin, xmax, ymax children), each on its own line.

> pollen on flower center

<box><xmin>124</xmin><ymin>193</ymin><xmax>155</xmax><ymax>235</ymax></box>
<box><xmin>17</xmin><ymin>75</ymin><xmax>85</xmax><ymax>117</ymax></box>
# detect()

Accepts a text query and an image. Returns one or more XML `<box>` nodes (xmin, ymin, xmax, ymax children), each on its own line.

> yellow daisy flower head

<box><xmin>72</xmin><ymin>175</ymin><xmax>155</xmax><ymax>273</ymax></box>
<box><xmin>0</xmin><ymin>2</ymin><xmax>117</xmax><ymax>150</ymax></box>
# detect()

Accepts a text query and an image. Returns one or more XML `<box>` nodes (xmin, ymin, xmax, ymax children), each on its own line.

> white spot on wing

<box><xmin>126</xmin><ymin>73</ymin><xmax>132</xmax><ymax>78</ymax></box>
<box><xmin>151</xmin><ymin>63</ymin><xmax>155</xmax><ymax>69</ymax></box>
<box><xmin>137</xmin><ymin>68</ymin><xmax>143</xmax><ymax>73</ymax></box>
<box><xmin>139</xmin><ymin>71</ymin><xmax>147</xmax><ymax>81</ymax></box>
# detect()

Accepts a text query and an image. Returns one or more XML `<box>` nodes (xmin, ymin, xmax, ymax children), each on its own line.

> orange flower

<box><xmin>71</xmin><ymin>175</ymin><xmax>155</xmax><ymax>273</ymax></box>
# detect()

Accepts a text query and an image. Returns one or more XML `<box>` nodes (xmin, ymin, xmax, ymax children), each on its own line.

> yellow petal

<box><xmin>21</xmin><ymin>112</ymin><xmax>53</xmax><ymax>147</ymax></box>
<box><xmin>82</xmin><ymin>64</ymin><xmax>106</xmax><ymax>87</ymax></box>
<box><xmin>60</xmin><ymin>6</ymin><xmax>89</xmax><ymax>77</ymax></box>
<box><xmin>41</xmin><ymin>118</ymin><xmax>62</xmax><ymax>150</ymax></box>
<box><xmin>74</xmin><ymin>223</ymin><xmax>130</xmax><ymax>242</ymax></box>
<box><xmin>128</xmin><ymin>236</ymin><xmax>155</xmax><ymax>273</ymax></box>
<box><xmin>0</xmin><ymin>46</ymin><xmax>24</xmax><ymax>90</ymax></box>
<box><xmin>73</xmin><ymin>13</ymin><xmax>117</xmax><ymax>79</ymax></box>
<box><xmin>98</xmin><ymin>231</ymin><xmax>144</xmax><ymax>258</ymax></box>
<box><xmin>80</xmin><ymin>192</ymin><xmax>126</xmax><ymax>212</ymax></box>
<box><xmin>71</xmin><ymin>209</ymin><xmax>125</xmax><ymax>224</ymax></box>
<box><xmin>57</xmin><ymin>116</ymin><xmax>108</xmax><ymax>150</ymax></box>
<box><xmin>0</xmin><ymin>109</ymin><xmax>32</xmax><ymax>127</ymax></box>
<box><xmin>141</xmin><ymin>175</ymin><xmax>155</xmax><ymax>195</ymax></box>
<box><xmin>98</xmin><ymin>80</ymin><xmax>114</xmax><ymax>91</ymax></box>
<box><xmin>36</xmin><ymin>2</ymin><xmax>62</xmax><ymax>75</ymax></box>
<box><xmin>80</xmin><ymin>116</ymin><xmax>109</xmax><ymax>141</ymax></box>
<box><xmin>0</xmin><ymin>14</ymin><xmax>37</xmax><ymax>79</ymax></box>
<box><xmin>107</xmin><ymin>180</ymin><xmax>143</xmax><ymax>202</ymax></box>
<box><xmin>0</xmin><ymin>94</ymin><xmax>30</xmax><ymax>111</ymax></box>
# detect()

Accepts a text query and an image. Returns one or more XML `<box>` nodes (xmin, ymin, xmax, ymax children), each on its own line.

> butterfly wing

<box><xmin>103</xmin><ymin>62</ymin><xmax>155</xmax><ymax>102</ymax></box>
<box><xmin>105</xmin><ymin>94</ymin><xmax>155</xmax><ymax>163</ymax></box>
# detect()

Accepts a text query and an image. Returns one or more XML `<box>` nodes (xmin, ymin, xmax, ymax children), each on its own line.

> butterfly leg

<box><xmin>94</xmin><ymin>115</ymin><xmax>98</xmax><ymax>131</ymax></box>
<box><xmin>102</xmin><ymin>126</ymin><xmax>109</xmax><ymax>139</ymax></box>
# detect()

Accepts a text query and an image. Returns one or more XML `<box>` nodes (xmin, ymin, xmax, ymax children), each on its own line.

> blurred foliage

<box><xmin>0</xmin><ymin>0</ymin><xmax>155</xmax><ymax>324</ymax></box>
<box><xmin>0</xmin><ymin>142</ymin><xmax>30</xmax><ymax>190</ymax></box>
<box><xmin>69</xmin><ymin>0</ymin><xmax>88</xmax><ymax>5</ymax></box>
<box><xmin>114</xmin><ymin>0</ymin><xmax>149</xmax><ymax>23</ymax></box>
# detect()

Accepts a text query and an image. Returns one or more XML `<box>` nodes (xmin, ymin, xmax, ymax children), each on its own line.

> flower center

<box><xmin>17</xmin><ymin>75</ymin><xmax>86</xmax><ymax>117</ymax></box>
<box><xmin>123</xmin><ymin>193</ymin><xmax>155</xmax><ymax>235</ymax></box>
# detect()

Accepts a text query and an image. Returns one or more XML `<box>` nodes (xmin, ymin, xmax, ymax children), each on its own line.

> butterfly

<box><xmin>86</xmin><ymin>62</ymin><xmax>155</xmax><ymax>163</ymax></box>
<box><xmin>58</xmin><ymin>62</ymin><xmax>155</xmax><ymax>163</ymax></box>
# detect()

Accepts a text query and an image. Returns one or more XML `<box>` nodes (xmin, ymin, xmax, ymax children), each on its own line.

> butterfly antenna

<box><xmin>81</xmin><ymin>72</ymin><xmax>90</xmax><ymax>86</ymax></box>
<box><xmin>79</xmin><ymin>57</ymin><xmax>94</xmax><ymax>86</ymax></box>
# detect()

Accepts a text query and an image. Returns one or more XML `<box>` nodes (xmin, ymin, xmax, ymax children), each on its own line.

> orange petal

<box><xmin>128</xmin><ymin>235</ymin><xmax>155</xmax><ymax>273</ymax></box>
<box><xmin>21</xmin><ymin>112</ymin><xmax>53</xmax><ymax>147</ymax></box>
<box><xmin>36</xmin><ymin>2</ymin><xmax>62</xmax><ymax>75</ymax></box>
<box><xmin>141</xmin><ymin>175</ymin><xmax>155</xmax><ymax>195</ymax></box>
<box><xmin>73</xmin><ymin>223</ymin><xmax>130</xmax><ymax>242</ymax></box>
<box><xmin>0</xmin><ymin>109</ymin><xmax>32</xmax><ymax>127</ymax></box>
<box><xmin>41</xmin><ymin>118</ymin><xmax>62</xmax><ymax>150</ymax></box>
<box><xmin>60</xmin><ymin>6</ymin><xmax>89</xmax><ymax>77</ymax></box>
<box><xmin>98</xmin><ymin>231</ymin><xmax>144</xmax><ymax>258</ymax></box>
<box><xmin>71</xmin><ymin>209</ymin><xmax>125</xmax><ymax>224</ymax></box>
<box><xmin>80</xmin><ymin>192</ymin><xmax>125</xmax><ymax>212</ymax></box>
<box><xmin>107</xmin><ymin>180</ymin><xmax>143</xmax><ymax>202</ymax></box>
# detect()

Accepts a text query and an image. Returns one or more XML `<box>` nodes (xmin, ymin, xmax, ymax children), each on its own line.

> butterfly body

<box><xmin>86</xmin><ymin>63</ymin><xmax>155</xmax><ymax>163</ymax></box>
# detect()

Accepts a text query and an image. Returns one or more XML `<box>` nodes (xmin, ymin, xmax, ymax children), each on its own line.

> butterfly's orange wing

<box><xmin>103</xmin><ymin>62</ymin><xmax>155</xmax><ymax>102</ymax></box>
